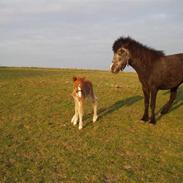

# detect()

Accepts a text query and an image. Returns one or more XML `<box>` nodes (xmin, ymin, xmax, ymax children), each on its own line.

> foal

<box><xmin>71</xmin><ymin>76</ymin><xmax>98</xmax><ymax>130</ymax></box>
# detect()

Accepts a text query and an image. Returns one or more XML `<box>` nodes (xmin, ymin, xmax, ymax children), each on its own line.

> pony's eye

<box><xmin>118</xmin><ymin>56</ymin><xmax>122</xmax><ymax>60</ymax></box>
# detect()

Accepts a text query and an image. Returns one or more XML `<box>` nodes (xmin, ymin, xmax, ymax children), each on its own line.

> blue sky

<box><xmin>0</xmin><ymin>0</ymin><xmax>183</xmax><ymax>70</ymax></box>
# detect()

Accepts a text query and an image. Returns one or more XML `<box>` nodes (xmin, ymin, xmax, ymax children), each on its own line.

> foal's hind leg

<box><xmin>161</xmin><ymin>87</ymin><xmax>178</xmax><ymax>114</ymax></box>
<box><xmin>92</xmin><ymin>97</ymin><xmax>98</xmax><ymax>123</ymax></box>
<box><xmin>71</xmin><ymin>98</ymin><xmax>79</xmax><ymax>125</ymax></box>
<box><xmin>90</xmin><ymin>89</ymin><xmax>98</xmax><ymax>123</ymax></box>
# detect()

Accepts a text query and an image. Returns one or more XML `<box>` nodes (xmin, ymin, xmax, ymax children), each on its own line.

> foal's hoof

<box><xmin>93</xmin><ymin>115</ymin><xmax>98</xmax><ymax>123</ymax></box>
<box><xmin>71</xmin><ymin>117</ymin><xmax>75</xmax><ymax>123</ymax></box>
<box><xmin>78</xmin><ymin>126</ymin><xmax>83</xmax><ymax>130</ymax></box>
<box><xmin>73</xmin><ymin>121</ymin><xmax>77</xmax><ymax>126</ymax></box>
<box><xmin>71</xmin><ymin>115</ymin><xmax>78</xmax><ymax>125</ymax></box>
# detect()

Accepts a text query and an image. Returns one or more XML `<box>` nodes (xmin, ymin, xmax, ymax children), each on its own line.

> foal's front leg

<box><xmin>71</xmin><ymin>98</ymin><xmax>79</xmax><ymax>125</ymax></box>
<box><xmin>78</xmin><ymin>99</ymin><xmax>84</xmax><ymax>130</ymax></box>
<box><xmin>150</xmin><ymin>88</ymin><xmax>158</xmax><ymax>124</ymax></box>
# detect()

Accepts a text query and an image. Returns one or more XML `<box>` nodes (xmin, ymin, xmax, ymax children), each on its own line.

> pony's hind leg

<box><xmin>150</xmin><ymin>88</ymin><xmax>158</xmax><ymax>124</ymax></box>
<box><xmin>161</xmin><ymin>87</ymin><xmax>178</xmax><ymax>114</ymax></box>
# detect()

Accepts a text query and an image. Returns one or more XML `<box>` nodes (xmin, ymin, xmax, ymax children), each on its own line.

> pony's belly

<box><xmin>159</xmin><ymin>86</ymin><xmax>171</xmax><ymax>90</ymax></box>
<box><xmin>159</xmin><ymin>82</ymin><xmax>182</xmax><ymax>90</ymax></box>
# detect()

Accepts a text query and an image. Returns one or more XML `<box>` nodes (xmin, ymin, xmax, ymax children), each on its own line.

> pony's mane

<box><xmin>113</xmin><ymin>37</ymin><xmax>165</xmax><ymax>63</ymax></box>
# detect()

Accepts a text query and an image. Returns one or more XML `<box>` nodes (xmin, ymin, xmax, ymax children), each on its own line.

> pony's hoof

<box><xmin>93</xmin><ymin>115</ymin><xmax>98</xmax><ymax>123</ymax></box>
<box><xmin>161</xmin><ymin>108</ymin><xmax>169</xmax><ymax>114</ymax></box>
<box><xmin>78</xmin><ymin>126</ymin><xmax>83</xmax><ymax>130</ymax></box>
<box><xmin>141</xmin><ymin>116</ymin><xmax>149</xmax><ymax>122</ymax></box>
<box><xmin>149</xmin><ymin>118</ymin><xmax>156</xmax><ymax>125</ymax></box>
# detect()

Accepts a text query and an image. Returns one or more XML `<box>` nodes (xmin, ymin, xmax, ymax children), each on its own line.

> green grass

<box><xmin>0</xmin><ymin>67</ymin><xmax>183</xmax><ymax>183</ymax></box>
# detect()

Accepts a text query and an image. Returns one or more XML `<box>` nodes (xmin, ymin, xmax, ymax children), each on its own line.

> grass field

<box><xmin>0</xmin><ymin>67</ymin><xmax>183</xmax><ymax>183</ymax></box>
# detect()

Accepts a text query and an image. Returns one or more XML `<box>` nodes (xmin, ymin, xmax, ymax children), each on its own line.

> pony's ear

<box><xmin>73</xmin><ymin>76</ymin><xmax>77</xmax><ymax>82</ymax></box>
<box><xmin>118</xmin><ymin>48</ymin><xmax>125</xmax><ymax>55</ymax></box>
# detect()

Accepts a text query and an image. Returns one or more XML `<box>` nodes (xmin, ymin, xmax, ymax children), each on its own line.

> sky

<box><xmin>0</xmin><ymin>0</ymin><xmax>183</xmax><ymax>70</ymax></box>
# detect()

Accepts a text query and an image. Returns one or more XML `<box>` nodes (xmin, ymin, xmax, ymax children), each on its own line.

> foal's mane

<box><xmin>113</xmin><ymin>37</ymin><xmax>165</xmax><ymax>63</ymax></box>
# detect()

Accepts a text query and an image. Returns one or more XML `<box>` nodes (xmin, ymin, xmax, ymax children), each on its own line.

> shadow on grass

<box><xmin>83</xmin><ymin>95</ymin><xmax>143</xmax><ymax>128</ymax></box>
<box><xmin>156</xmin><ymin>85</ymin><xmax>183</xmax><ymax>120</ymax></box>
<box><xmin>98</xmin><ymin>95</ymin><xmax>143</xmax><ymax>119</ymax></box>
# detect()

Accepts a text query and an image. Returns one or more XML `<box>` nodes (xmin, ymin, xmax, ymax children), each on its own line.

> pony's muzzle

<box><xmin>110</xmin><ymin>63</ymin><xmax>118</xmax><ymax>73</ymax></box>
<box><xmin>110</xmin><ymin>63</ymin><xmax>114</xmax><ymax>72</ymax></box>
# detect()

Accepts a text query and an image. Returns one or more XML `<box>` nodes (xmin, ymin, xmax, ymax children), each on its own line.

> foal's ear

<box><xmin>73</xmin><ymin>76</ymin><xmax>77</xmax><ymax>82</ymax></box>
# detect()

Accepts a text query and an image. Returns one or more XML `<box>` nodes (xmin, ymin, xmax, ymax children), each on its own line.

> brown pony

<box><xmin>110</xmin><ymin>36</ymin><xmax>183</xmax><ymax>124</ymax></box>
<box><xmin>71</xmin><ymin>77</ymin><xmax>98</xmax><ymax>130</ymax></box>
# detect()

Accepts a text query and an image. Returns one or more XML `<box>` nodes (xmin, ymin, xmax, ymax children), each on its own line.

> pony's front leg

<box><xmin>141</xmin><ymin>87</ymin><xmax>150</xmax><ymax>122</ymax></box>
<box><xmin>71</xmin><ymin>98</ymin><xmax>79</xmax><ymax>125</ymax></box>
<box><xmin>78</xmin><ymin>100</ymin><xmax>84</xmax><ymax>130</ymax></box>
<box><xmin>150</xmin><ymin>88</ymin><xmax>158</xmax><ymax>124</ymax></box>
